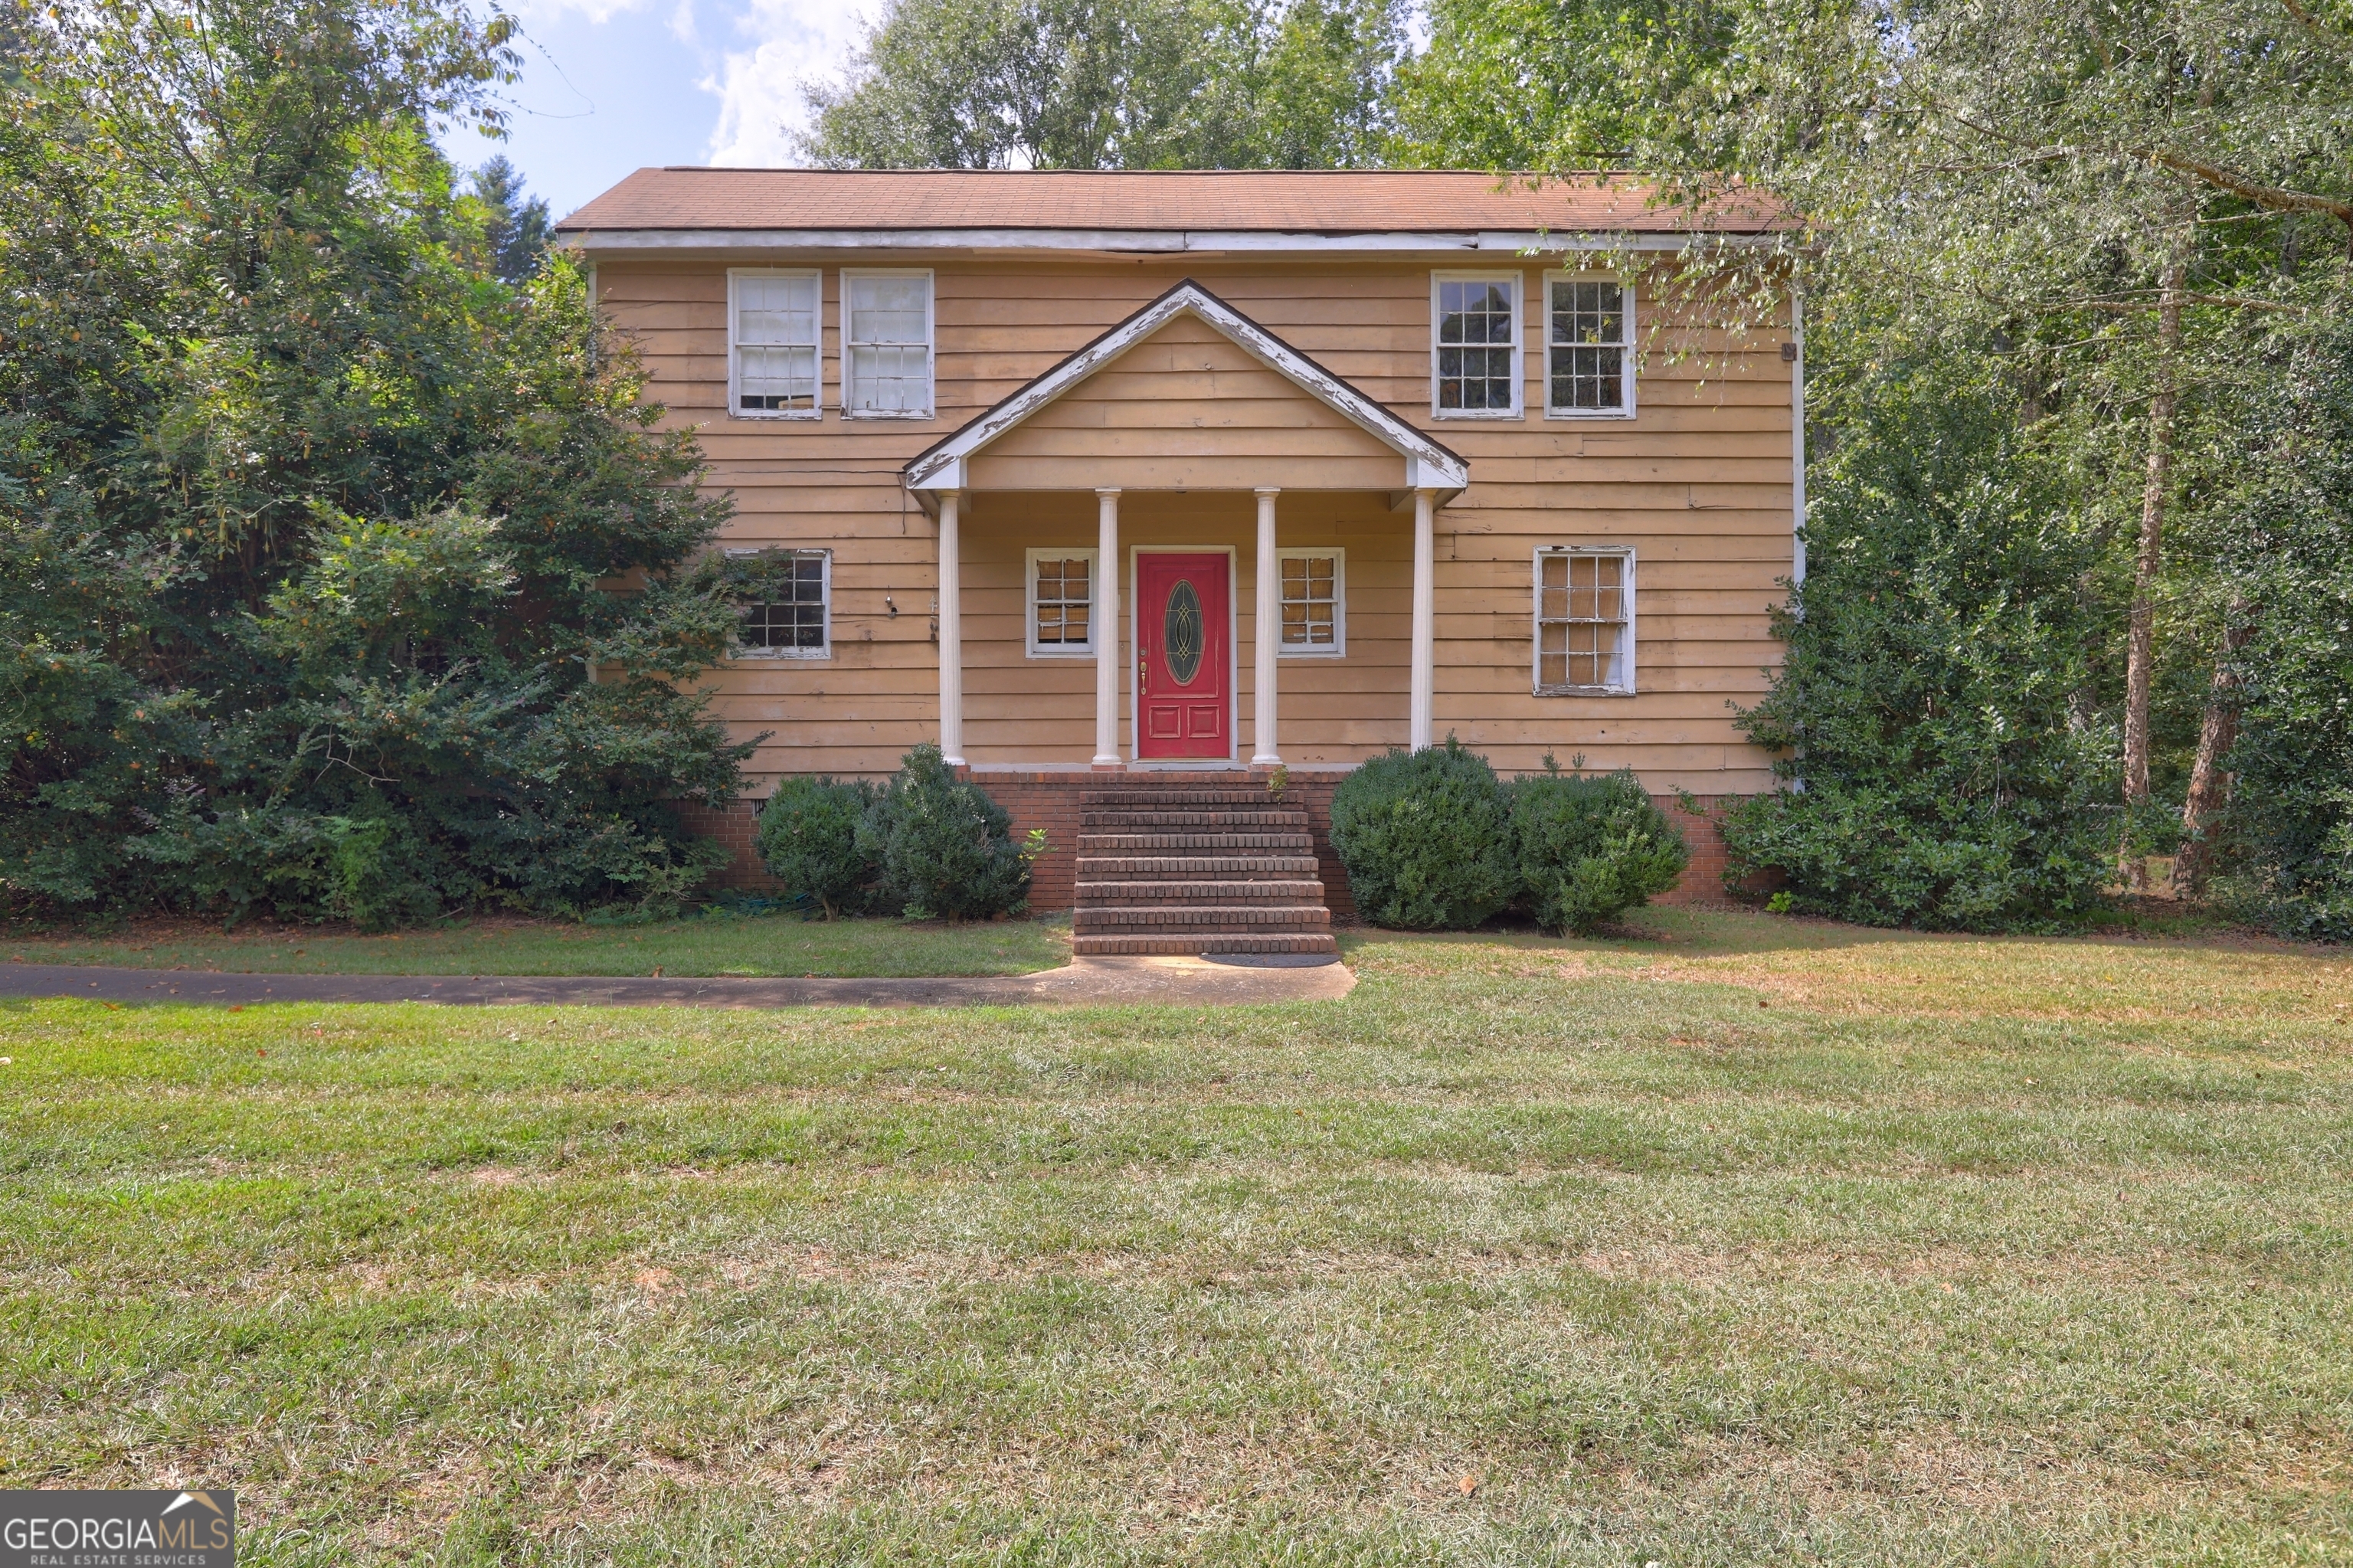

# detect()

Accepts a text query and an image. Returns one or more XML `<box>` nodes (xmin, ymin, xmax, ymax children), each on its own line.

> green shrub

<box><xmin>756</xmin><ymin>777</ymin><xmax>882</xmax><ymax>918</ymax></box>
<box><xmin>1511</xmin><ymin>768</ymin><xmax>1689</xmax><ymax>934</ymax></box>
<box><xmin>1328</xmin><ymin>738</ymin><xmax>1517</xmax><ymax>930</ymax></box>
<box><xmin>857</xmin><ymin>745</ymin><xmax>1030</xmax><ymax>921</ymax></box>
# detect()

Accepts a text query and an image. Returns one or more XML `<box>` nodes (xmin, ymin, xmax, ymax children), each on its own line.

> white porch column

<box><xmin>938</xmin><ymin>489</ymin><xmax>964</xmax><ymax>765</ymax></box>
<box><xmin>1409</xmin><ymin>487</ymin><xmax>1435</xmax><ymax>751</ymax></box>
<box><xmin>1252</xmin><ymin>486</ymin><xmax>1281</xmax><ymax>766</ymax></box>
<box><xmin>1093</xmin><ymin>488</ymin><xmax>1121</xmax><ymax>768</ymax></box>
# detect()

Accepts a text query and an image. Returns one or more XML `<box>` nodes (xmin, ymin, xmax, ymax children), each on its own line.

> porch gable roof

<box><xmin>902</xmin><ymin>280</ymin><xmax>1468</xmax><ymax>502</ymax></box>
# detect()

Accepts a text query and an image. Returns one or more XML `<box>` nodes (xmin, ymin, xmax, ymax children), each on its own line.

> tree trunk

<box><xmin>2119</xmin><ymin>234</ymin><xmax>2190</xmax><ymax>888</ymax></box>
<box><xmin>2173</xmin><ymin>608</ymin><xmax>2253</xmax><ymax>895</ymax></box>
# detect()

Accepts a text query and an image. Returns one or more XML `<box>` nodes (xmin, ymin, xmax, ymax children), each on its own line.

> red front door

<box><xmin>1135</xmin><ymin>552</ymin><xmax>1230</xmax><ymax>759</ymax></box>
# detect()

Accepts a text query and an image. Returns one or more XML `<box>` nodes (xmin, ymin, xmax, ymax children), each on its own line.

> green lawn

<box><xmin>0</xmin><ymin>908</ymin><xmax>1072</xmax><ymax>977</ymax></box>
<box><xmin>2</xmin><ymin>910</ymin><xmax>2349</xmax><ymax>1565</ymax></box>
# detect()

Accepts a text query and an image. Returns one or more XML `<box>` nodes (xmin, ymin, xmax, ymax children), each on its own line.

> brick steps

<box><xmin>1072</xmin><ymin>787</ymin><xmax>1337</xmax><ymax>958</ymax></box>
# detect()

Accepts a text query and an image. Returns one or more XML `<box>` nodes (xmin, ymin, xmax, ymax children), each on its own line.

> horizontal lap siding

<box><xmin>597</xmin><ymin>257</ymin><xmax>1792</xmax><ymax>791</ymax></box>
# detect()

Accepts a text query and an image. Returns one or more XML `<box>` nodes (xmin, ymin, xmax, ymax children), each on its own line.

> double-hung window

<box><xmin>731</xmin><ymin>548</ymin><xmax>830</xmax><ymax>659</ymax></box>
<box><xmin>1546</xmin><ymin>275</ymin><xmax>1635</xmax><ymax>417</ymax></box>
<box><xmin>1026</xmin><ymin>548</ymin><xmax>1097</xmax><ymax>656</ymax></box>
<box><xmin>1432</xmin><ymin>272</ymin><xmax>1522</xmax><ymax>417</ymax></box>
<box><xmin>843</xmin><ymin>270</ymin><xmax>934</xmax><ymax>417</ymax></box>
<box><xmin>1534</xmin><ymin>547</ymin><xmax>1635</xmax><ymax>694</ymax></box>
<box><xmin>1277</xmin><ymin>548</ymin><xmax>1344</xmax><ymax>656</ymax></box>
<box><xmin>728</xmin><ymin>270</ymin><xmax>820</xmax><ymax>417</ymax></box>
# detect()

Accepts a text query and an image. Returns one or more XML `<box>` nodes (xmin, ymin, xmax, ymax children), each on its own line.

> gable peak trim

<box><xmin>903</xmin><ymin>280</ymin><xmax>1468</xmax><ymax>496</ymax></box>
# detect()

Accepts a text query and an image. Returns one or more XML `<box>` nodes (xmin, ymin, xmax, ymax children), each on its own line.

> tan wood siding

<box><xmin>595</xmin><ymin>257</ymin><xmax>1795</xmax><ymax>789</ymax></box>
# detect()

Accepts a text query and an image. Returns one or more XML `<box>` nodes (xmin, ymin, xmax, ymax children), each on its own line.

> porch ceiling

<box><xmin>904</xmin><ymin>280</ymin><xmax>1467</xmax><ymax>509</ymax></box>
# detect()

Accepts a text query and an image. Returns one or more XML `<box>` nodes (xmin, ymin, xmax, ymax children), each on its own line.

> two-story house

<box><xmin>556</xmin><ymin>169</ymin><xmax>1798</xmax><ymax>948</ymax></box>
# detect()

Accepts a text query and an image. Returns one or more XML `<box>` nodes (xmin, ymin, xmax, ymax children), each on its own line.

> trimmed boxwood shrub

<box><xmin>1328</xmin><ymin>738</ymin><xmax>1517</xmax><ymax>929</ymax></box>
<box><xmin>857</xmin><ymin>745</ymin><xmax>1031</xmax><ymax>921</ymax></box>
<box><xmin>755</xmin><ymin>776</ymin><xmax>882</xmax><ymax>918</ymax></box>
<box><xmin>1511</xmin><ymin>767</ymin><xmax>1689</xmax><ymax>934</ymax></box>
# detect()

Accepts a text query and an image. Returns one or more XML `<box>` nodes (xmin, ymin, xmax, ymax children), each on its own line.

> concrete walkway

<box><xmin>1</xmin><ymin>954</ymin><xmax>1356</xmax><ymax>1010</ymax></box>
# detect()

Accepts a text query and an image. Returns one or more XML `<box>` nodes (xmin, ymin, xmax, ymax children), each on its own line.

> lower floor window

<box><xmin>1535</xmin><ymin>547</ymin><xmax>1633</xmax><ymax>693</ymax></box>
<box><xmin>1278</xmin><ymin>548</ymin><xmax>1343</xmax><ymax>655</ymax></box>
<box><xmin>734</xmin><ymin>548</ymin><xmax>830</xmax><ymax>656</ymax></box>
<box><xmin>1027</xmin><ymin>548</ymin><xmax>1097</xmax><ymax>656</ymax></box>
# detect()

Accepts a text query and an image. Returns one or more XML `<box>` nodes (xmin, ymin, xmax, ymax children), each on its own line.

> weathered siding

<box><xmin>596</xmin><ymin>257</ymin><xmax>1794</xmax><ymax>791</ymax></box>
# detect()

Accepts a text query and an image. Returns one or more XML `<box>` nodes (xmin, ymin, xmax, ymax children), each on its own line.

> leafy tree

<box><xmin>469</xmin><ymin>154</ymin><xmax>552</xmax><ymax>284</ymax></box>
<box><xmin>1644</xmin><ymin>0</ymin><xmax>2353</xmax><ymax>883</ymax></box>
<box><xmin>1391</xmin><ymin>0</ymin><xmax>1733</xmax><ymax>169</ymax></box>
<box><xmin>1718</xmin><ymin>355</ymin><xmax>2122</xmax><ymax>931</ymax></box>
<box><xmin>798</xmin><ymin>0</ymin><xmax>1404</xmax><ymax>169</ymax></box>
<box><xmin>2193</xmin><ymin>319</ymin><xmax>2353</xmax><ymax>938</ymax></box>
<box><xmin>0</xmin><ymin>0</ymin><xmax>751</xmax><ymax>927</ymax></box>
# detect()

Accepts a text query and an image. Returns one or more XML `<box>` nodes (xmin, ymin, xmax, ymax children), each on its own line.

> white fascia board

<box><xmin>556</xmin><ymin>227</ymin><xmax>1770</xmax><ymax>257</ymax></box>
<box><xmin>901</xmin><ymin>281</ymin><xmax>1468</xmax><ymax>497</ymax></box>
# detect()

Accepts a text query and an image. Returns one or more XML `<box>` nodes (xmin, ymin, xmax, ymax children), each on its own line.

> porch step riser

<box><xmin>1078</xmin><ymin>856</ymin><xmax>1321</xmax><ymax>879</ymax></box>
<box><xmin>1075</xmin><ymin>933</ymin><xmax>1340</xmax><ymax>956</ymax></box>
<box><xmin>1075</xmin><ymin>907</ymin><xmax>1334</xmax><ymax>933</ymax></box>
<box><xmin>1080</xmin><ymin>810</ymin><xmax>1309</xmax><ymax>830</ymax></box>
<box><xmin>1080</xmin><ymin>833</ymin><xmax>1314</xmax><ymax>854</ymax></box>
<box><xmin>1080</xmin><ymin>791</ymin><xmax>1288</xmax><ymax>808</ymax></box>
<box><xmin>1078</xmin><ymin>881</ymin><xmax>1325</xmax><ymax>905</ymax></box>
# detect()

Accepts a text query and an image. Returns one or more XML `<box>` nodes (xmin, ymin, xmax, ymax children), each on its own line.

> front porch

<box><xmin>907</xmin><ymin>281</ymin><xmax>1468</xmax><ymax>774</ymax></box>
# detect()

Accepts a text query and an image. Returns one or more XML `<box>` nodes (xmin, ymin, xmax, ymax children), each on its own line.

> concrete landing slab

<box><xmin>0</xmin><ymin>954</ymin><xmax>1355</xmax><ymax>1011</ymax></box>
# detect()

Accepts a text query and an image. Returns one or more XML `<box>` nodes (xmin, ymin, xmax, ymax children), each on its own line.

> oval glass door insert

<box><xmin>1163</xmin><ymin>579</ymin><xmax>1203</xmax><ymax>685</ymax></box>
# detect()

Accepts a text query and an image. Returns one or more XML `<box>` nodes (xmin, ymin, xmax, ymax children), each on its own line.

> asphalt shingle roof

<box><xmin>557</xmin><ymin>169</ymin><xmax>1782</xmax><ymax>234</ymax></box>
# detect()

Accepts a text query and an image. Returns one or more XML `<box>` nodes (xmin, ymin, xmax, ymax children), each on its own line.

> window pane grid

<box><xmin>1535</xmin><ymin>551</ymin><xmax>1629</xmax><ymax>691</ymax></box>
<box><xmin>847</xmin><ymin>275</ymin><xmax>931</xmax><ymax>414</ymax></box>
<box><xmin>735</xmin><ymin>275</ymin><xmax>818</xmax><ymax>412</ymax></box>
<box><xmin>1436</xmin><ymin>280</ymin><xmax>1517</xmax><ymax>413</ymax></box>
<box><xmin>1034</xmin><ymin>556</ymin><xmax>1092</xmax><ymax>647</ymax></box>
<box><xmin>740</xmin><ymin>552</ymin><xmax>827</xmax><ymax>652</ymax></box>
<box><xmin>1549</xmin><ymin>279</ymin><xmax>1628</xmax><ymax>412</ymax></box>
<box><xmin>1279</xmin><ymin>554</ymin><xmax>1339</xmax><ymax>648</ymax></box>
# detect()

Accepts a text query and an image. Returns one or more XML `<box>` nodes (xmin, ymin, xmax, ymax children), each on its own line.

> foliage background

<box><xmin>0</xmin><ymin>0</ymin><xmax>753</xmax><ymax>927</ymax></box>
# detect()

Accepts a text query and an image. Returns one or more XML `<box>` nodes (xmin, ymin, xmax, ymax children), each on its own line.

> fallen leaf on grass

<box><xmin>1458</xmin><ymin>1473</ymin><xmax>1479</xmax><ymax>1497</ymax></box>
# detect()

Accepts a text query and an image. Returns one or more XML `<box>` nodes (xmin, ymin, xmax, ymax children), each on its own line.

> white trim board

<box><xmin>903</xmin><ymin>280</ymin><xmax>1468</xmax><ymax>499</ymax></box>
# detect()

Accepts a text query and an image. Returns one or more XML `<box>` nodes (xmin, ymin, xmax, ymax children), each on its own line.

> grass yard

<box><xmin>0</xmin><ymin>908</ymin><xmax>1072</xmax><ymax>978</ymax></box>
<box><xmin>2</xmin><ymin>909</ymin><xmax>2349</xmax><ymax>1565</ymax></box>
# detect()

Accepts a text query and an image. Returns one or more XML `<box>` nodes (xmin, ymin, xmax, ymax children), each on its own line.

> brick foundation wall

<box><xmin>673</xmin><ymin>798</ymin><xmax>778</xmax><ymax>892</ymax></box>
<box><xmin>682</xmin><ymin>772</ymin><xmax>1753</xmax><ymax>915</ymax></box>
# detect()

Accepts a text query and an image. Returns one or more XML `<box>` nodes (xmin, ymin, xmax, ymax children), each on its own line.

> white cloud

<box><xmin>701</xmin><ymin>0</ymin><xmax>885</xmax><ymax>167</ymax></box>
<box><xmin>508</xmin><ymin>0</ymin><xmax>650</xmax><ymax>28</ymax></box>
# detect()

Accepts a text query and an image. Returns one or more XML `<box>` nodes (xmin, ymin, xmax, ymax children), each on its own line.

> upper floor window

<box><xmin>844</xmin><ymin>270</ymin><xmax>934</xmax><ymax>417</ymax></box>
<box><xmin>1432</xmin><ymin>272</ymin><xmax>1522</xmax><ymax>418</ymax></box>
<box><xmin>729</xmin><ymin>548</ymin><xmax>830</xmax><ymax>659</ymax></box>
<box><xmin>1534</xmin><ymin>546</ymin><xmax>1635</xmax><ymax>694</ymax></box>
<box><xmin>1278</xmin><ymin>548</ymin><xmax>1344</xmax><ymax>656</ymax></box>
<box><xmin>1547</xmin><ymin>276</ymin><xmax>1635</xmax><ymax>417</ymax></box>
<box><xmin>1027</xmin><ymin>548</ymin><xmax>1096</xmax><ymax>656</ymax></box>
<box><xmin>728</xmin><ymin>270</ymin><xmax>820</xmax><ymax>418</ymax></box>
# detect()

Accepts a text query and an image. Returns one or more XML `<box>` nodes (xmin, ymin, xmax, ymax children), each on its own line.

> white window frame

<box><xmin>840</xmin><ymin>267</ymin><xmax>934</xmax><ymax>420</ymax></box>
<box><xmin>726</xmin><ymin>268</ymin><xmax>823</xmax><ymax>422</ymax></box>
<box><xmin>1533</xmin><ymin>545</ymin><xmax>1637</xmax><ymax>696</ymax></box>
<box><xmin>1275</xmin><ymin>547</ymin><xmax>1346</xmax><ymax>659</ymax></box>
<box><xmin>1025</xmin><ymin>546</ymin><xmax>1099</xmax><ymax>658</ymax></box>
<box><xmin>725</xmin><ymin>546</ymin><xmax>832</xmax><ymax>661</ymax></box>
<box><xmin>1429</xmin><ymin>270</ymin><xmax>1524</xmax><ymax>421</ymax></box>
<box><xmin>1544</xmin><ymin>270</ymin><xmax>1638</xmax><ymax>421</ymax></box>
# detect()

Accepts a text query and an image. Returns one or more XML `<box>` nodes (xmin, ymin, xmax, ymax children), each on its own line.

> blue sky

<box><xmin>455</xmin><ymin>0</ymin><xmax>885</xmax><ymax>220</ymax></box>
